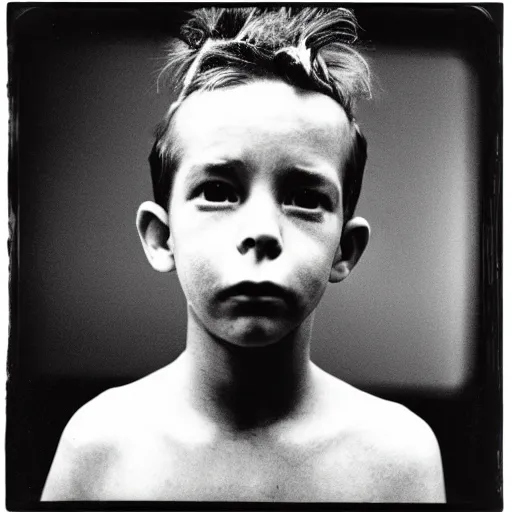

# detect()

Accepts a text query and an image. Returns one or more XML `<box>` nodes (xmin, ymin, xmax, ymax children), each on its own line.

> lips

<box><xmin>218</xmin><ymin>281</ymin><xmax>295</xmax><ymax>305</ymax></box>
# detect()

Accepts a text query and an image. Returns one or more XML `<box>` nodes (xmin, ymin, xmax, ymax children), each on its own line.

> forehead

<box><xmin>170</xmin><ymin>80</ymin><xmax>352</xmax><ymax>177</ymax></box>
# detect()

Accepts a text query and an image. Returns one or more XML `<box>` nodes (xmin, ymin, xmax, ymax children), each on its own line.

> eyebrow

<box><xmin>184</xmin><ymin>161</ymin><xmax>245</xmax><ymax>189</ymax></box>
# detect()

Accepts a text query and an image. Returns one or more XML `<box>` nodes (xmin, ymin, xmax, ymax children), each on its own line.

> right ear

<box><xmin>136</xmin><ymin>201</ymin><xmax>175</xmax><ymax>272</ymax></box>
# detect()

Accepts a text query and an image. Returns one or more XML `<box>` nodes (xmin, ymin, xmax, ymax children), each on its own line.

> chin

<box><xmin>221</xmin><ymin>318</ymin><xmax>296</xmax><ymax>348</ymax></box>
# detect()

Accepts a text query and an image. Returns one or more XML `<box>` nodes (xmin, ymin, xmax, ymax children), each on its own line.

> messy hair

<box><xmin>149</xmin><ymin>7</ymin><xmax>371</xmax><ymax>222</ymax></box>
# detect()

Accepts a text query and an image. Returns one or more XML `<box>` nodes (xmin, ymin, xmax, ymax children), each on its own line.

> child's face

<box><xmin>166</xmin><ymin>80</ymin><xmax>353</xmax><ymax>347</ymax></box>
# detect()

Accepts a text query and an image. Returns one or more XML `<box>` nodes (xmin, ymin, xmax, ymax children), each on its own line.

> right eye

<box><xmin>197</xmin><ymin>181</ymin><xmax>239</xmax><ymax>203</ymax></box>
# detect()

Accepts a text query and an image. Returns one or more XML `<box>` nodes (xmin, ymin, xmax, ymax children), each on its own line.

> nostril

<box><xmin>255</xmin><ymin>237</ymin><xmax>282</xmax><ymax>260</ymax></box>
<box><xmin>265</xmin><ymin>239</ymin><xmax>281</xmax><ymax>259</ymax></box>
<box><xmin>238</xmin><ymin>236</ymin><xmax>282</xmax><ymax>259</ymax></box>
<box><xmin>238</xmin><ymin>237</ymin><xmax>256</xmax><ymax>255</ymax></box>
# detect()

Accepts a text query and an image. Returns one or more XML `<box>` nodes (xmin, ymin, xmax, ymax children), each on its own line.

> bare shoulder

<box><xmin>41</xmin><ymin>387</ymin><xmax>121</xmax><ymax>500</ymax></box>
<box><xmin>41</xmin><ymin>370</ymin><xmax>171</xmax><ymax>501</ymax></box>
<box><xmin>359</xmin><ymin>392</ymin><xmax>445</xmax><ymax>502</ymax></box>
<box><xmin>315</xmin><ymin>372</ymin><xmax>446</xmax><ymax>502</ymax></box>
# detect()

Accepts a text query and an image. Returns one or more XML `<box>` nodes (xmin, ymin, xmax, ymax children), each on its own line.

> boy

<box><xmin>42</xmin><ymin>7</ymin><xmax>445</xmax><ymax>502</ymax></box>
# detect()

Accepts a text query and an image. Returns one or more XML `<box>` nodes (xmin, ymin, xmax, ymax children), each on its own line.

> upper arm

<box><xmin>386</xmin><ymin>405</ymin><xmax>446</xmax><ymax>503</ymax></box>
<box><xmin>420</xmin><ymin>432</ymin><xmax>445</xmax><ymax>502</ymax></box>
<box><xmin>399</xmin><ymin>428</ymin><xmax>446</xmax><ymax>502</ymax></box>
<box><xmin>41</xmin><ymin>394</ymin><xmax>118</xmax><ymax>501</ymax></box>
<box><xmin>41</xmin><ymin>425</ymin><xmax>87</xmax><ymax>500</ymax></box>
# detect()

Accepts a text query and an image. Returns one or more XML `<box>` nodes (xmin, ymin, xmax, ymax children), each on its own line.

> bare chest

<box><xmin>95</xmin><ymin>435</ymin><xmax>384</xmax><ymax>502</ymax></box>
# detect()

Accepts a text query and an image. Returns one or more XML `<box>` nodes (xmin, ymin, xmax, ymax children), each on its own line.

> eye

<box><xmin>198</xmin><ymin>181</ymin><xmax>238</xmax><ymax>203</ymax></box>
<box><xmin>284</xmin><ymin>188</ymin><xmax>327</xmax><ymax>210</ymax></box>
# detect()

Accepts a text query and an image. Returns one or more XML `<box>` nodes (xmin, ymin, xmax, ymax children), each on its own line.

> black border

<box><xmin>6</xmin><ymin>3</ymin><xmax>503</xmax><ymax>511</ymax></box>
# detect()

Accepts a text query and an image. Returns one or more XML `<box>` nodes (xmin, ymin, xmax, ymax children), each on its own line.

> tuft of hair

<box><xmin>151</xmin><ymin>7</ymin><xmax>371</xmax><ymax>223</ymax></box>
<box><xmin>158</xmin><ymin>7</ymin><xmax>371</xmax><ymax>118</ymax></box>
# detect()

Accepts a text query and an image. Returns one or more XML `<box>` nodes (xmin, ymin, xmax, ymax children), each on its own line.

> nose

<box><xmin>236</xmin><ymin>193</ymin><xmax>283</xmax><ymax>261</ymax></box>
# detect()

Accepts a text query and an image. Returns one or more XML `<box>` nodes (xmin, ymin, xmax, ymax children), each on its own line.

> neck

<box><xmin>180</xmin><ymin>308</ymin><xmax>316</xmax><ymax>432</ymax></box>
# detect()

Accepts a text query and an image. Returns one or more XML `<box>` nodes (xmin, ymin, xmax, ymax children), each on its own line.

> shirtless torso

<box><xmin>41</xmin><ymin>360</ymin><xmax>446</xmax><ymax>502</ymax></box>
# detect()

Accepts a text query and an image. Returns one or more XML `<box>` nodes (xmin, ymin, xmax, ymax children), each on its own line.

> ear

<box><xmin>330</xmin><ymin>216</ymin><xmax>370</xmax><ymax>283</ymax></box>
<box><xmin>136</xmin><ymin>201</ymin><xmax>175</xmax><ymax>273</ymax></box>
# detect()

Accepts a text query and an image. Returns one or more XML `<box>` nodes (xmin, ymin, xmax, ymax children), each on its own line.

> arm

<box><xmin>41</xmin><ymin>395</ymin><xmax>115</xmax><ymax>501</ymax></box>
<box><xmin>41</xmin><ymin>427</ymin><xmax>87</xmax><ymax>500</ymax></box>
<box><xmin>400</xmin><ymin>430</ymin><xmax>446</xmax><ymax>502</ymax></box>
<box><xmin>386</xmin><ymin>405</ymin><xmax>446</xmax><ymax>503</ymax></box>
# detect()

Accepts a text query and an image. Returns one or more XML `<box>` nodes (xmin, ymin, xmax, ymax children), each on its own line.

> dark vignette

<box><xmin>6</xmin><ymin>3</ymin><xmax>502</xmax><ymax>511</ymax></box>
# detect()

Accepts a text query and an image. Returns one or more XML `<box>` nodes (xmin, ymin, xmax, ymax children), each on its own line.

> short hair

<box><xmin>149</xmin><ymin>7</ymin><xmax>371</xmax><ymax>222</ymax></box>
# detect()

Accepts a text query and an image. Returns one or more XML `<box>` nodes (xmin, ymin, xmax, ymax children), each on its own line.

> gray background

<box><xmin>20</xmin><ymin>38</ymin><xmax>480</xmax><ymax>393</ymax></box>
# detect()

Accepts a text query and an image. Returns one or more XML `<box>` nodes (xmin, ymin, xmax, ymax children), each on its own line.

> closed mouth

<box><xmin>219</xmin><ymin>281</ymin><xmax>293</xmax><ymax>304</ymax></box>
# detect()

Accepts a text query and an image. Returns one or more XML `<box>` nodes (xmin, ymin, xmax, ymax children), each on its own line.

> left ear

<box><xmin>330</xmin><ymin>216</ymin><xmax>370</xmax><ymax>283</ymax></box>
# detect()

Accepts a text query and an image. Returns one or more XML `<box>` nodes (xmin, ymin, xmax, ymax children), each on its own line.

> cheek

<box><xmin>295</xmin><ymin>259</ymin><xmax>330</xmax><ymax>311</ymax></box>
<box><xmin>171</xmin><ymin>217</ymin><xmax>232</xmax><ymax>311</ymax></box>
<box><xmin>174</xmin><ymin>246</ymin><xmax>217</xmax><ymax>305</ymax></box>
<box><xmin>171</xmin><ymin>221</ymin><xmax>213</xmax><ymax>298</ymax></box>
<box><xmin>291</xmin><ymin>224</ymin><xmax>340</xmax><ymax>304</ymax></box>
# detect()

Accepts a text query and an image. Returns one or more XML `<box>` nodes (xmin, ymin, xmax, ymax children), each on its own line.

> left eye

<box><xmin>198</xmin><ymin>181</ymin><xmax>238</xmax><ymax>203</ymax></box>
<box><xmin>284</xmin><ymin>189</ymin><xmax>325</xmax><ymax>210</ymax></box>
